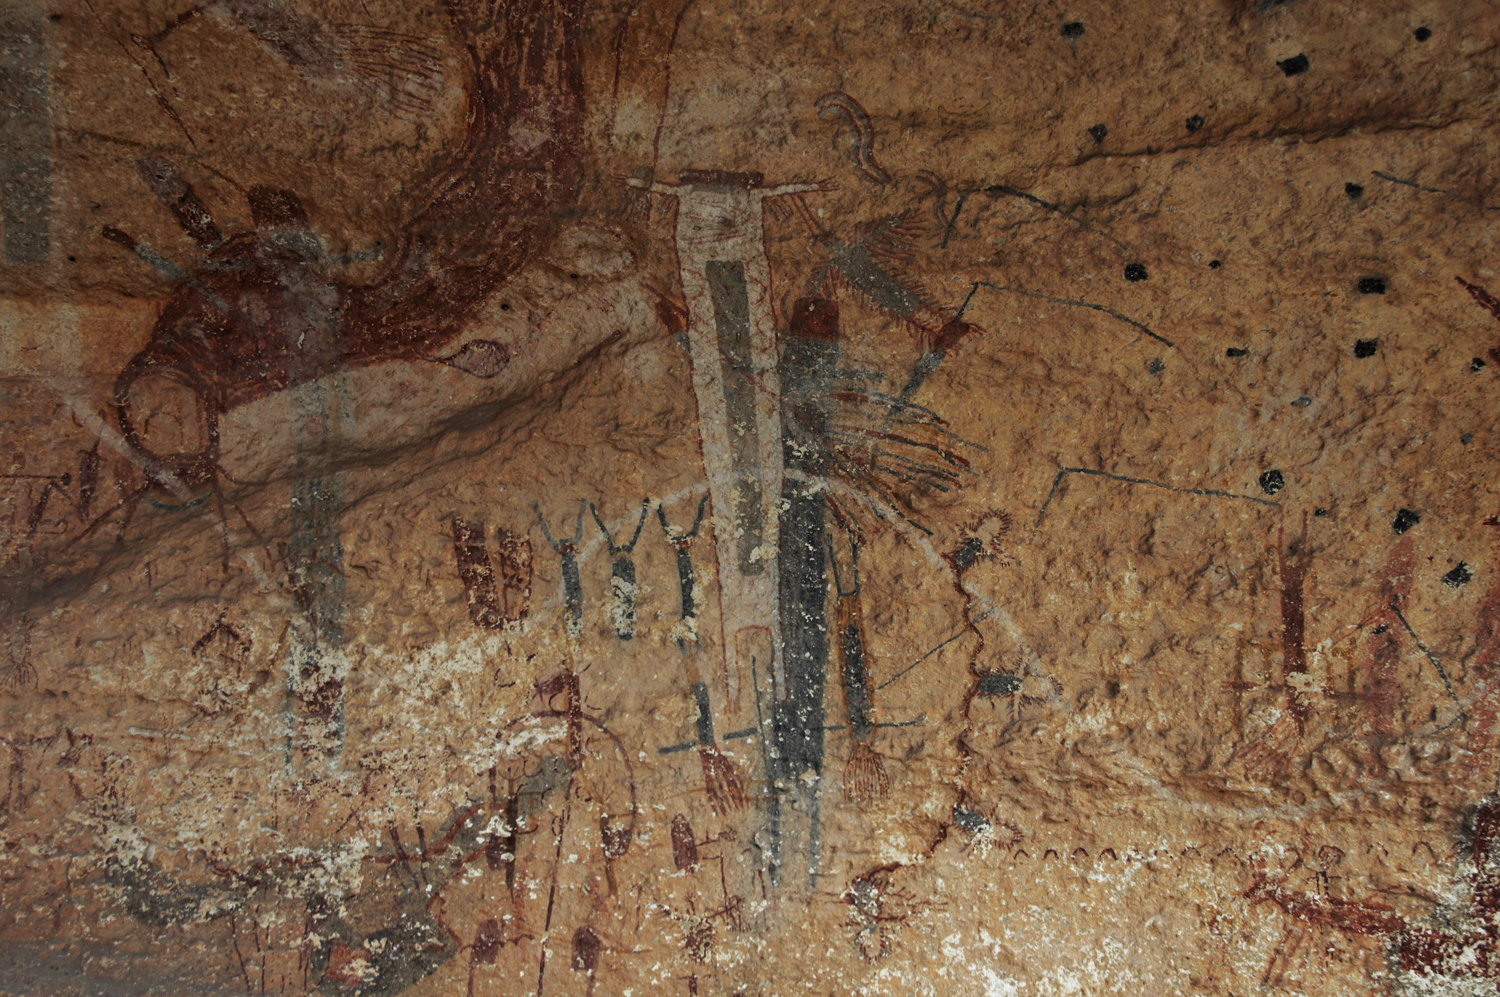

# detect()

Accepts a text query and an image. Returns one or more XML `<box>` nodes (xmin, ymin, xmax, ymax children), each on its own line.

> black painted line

<box><xmin>723</xmin><ymin>727</ymin><xmax>757</xmax><ymax>740</ymax></box>
<box><xmin>876</xmin><ymin>453</ymin><xmax>964</xmax><ymax>481</ymax></box>
<box><xmin>955</xmin><ymin>281</ymin><xmax>982</xmax><ymax>320</ymax></box>
<box><xmin>1368</xmin><ymin>170</ymin><xmax>1500</xmax><ymax>211</ymax></box>
<box><xmin>887</xmin><ymin>414</ymin><xmax>991</xmax><ymax>453</ymax></box>
<box><xmin>1034</xmin><ymin>466</ymin><xmax>1280</xmax><ymax>528</ymax></box>
<box><xmin>816</xmin><ymin>717</ymin><xmax>928</xmax><ymax>739</ymax></box>
<box><xmin>824</xmin><ymin>462</ymin><xmax>936</xmax><ymax>536</ymax></box>
<box><xmin>865</xmin><ymin>389</ymin><xmax>969</xmax><ymax>434</ymax></box>
<box><xmin>1035</xmin><ymin>468</ymin><xmax>1071</xmax><ymax>528</ymax></box>
<box><xmin>865</xmin><ymin>387</ymin><xmax>942</xmax><ymax>414</ymax></box>
<box><xmin>939</xmin><ymin>191</ymin><xmax>968</xmax><ymax>249</ymax></box>
<box><xmin>963</xmin><ymin>282</ymin><xmax>1173</xmax><ymax>347</ymax></box>
<box><xmin>692</xmin><ymin>681</ymin><xmax>715</xmax><ymax>745</ymax></box>
<box><xmin>657</xmin><ymin>741</ymin><xmax>696</xmax><ymax>755</ymax></box>
<box><xmin>980</xmin><ymin>184</ymin><xmax>1133</xmax><ymax>254</ymax></box>
<box><xmin>875</xmin><ymin>605</ymin><xmax>1001</xmax><ymax>693</ymax></box>
<box><xmin>145</xmin><ymin>492</ymin><xmax>209</xmax><ymax>512</ymax></box>
<box><xmin>1370</xmin><ymin>170</ymin><xmax>1451</xmax><ymax>196</ymax></box>
<box><xmin>877</xmin><ymin>629</ymin><xmax>963</xmax><ymax>691</ymax></box>
<box><xmin>708</xmin><ymin>258</ymin><xmax>768</xmax><ymax>572</ymax></box>
<box><xmin>749</xmin><ymin>653</ymin><xmax>782</xmax><ymax>882</ymax></box>
<box><xmin>822</xmin><ymin>431</ymin><xmax>974</xmax><ymax>478</ymax></box>
<box><xmin>830</xmin><ymin>425</ymin><xmax>974</xmax><ymax>472</ymax></box>
<box><xmin>1389</xmin><ymin>603</ymin><xmax>1468</xmax><ymax>730</ymax></box>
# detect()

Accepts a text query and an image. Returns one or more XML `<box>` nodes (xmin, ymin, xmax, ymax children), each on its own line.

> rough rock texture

<box><xmin>3</xmin><ymin>1</ymin><xmax>1500</xmax><ymax>994</ymax></box>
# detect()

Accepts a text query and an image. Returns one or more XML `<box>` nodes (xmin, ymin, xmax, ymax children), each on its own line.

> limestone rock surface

<box><xmin>3</xmin><ymin>1</ymin><xmax>1500</xmax><ymax>995</ymax></box>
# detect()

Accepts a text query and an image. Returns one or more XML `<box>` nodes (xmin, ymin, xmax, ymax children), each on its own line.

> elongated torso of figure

<box><xmin>630</xmin><ymin>170</ymin><xmax>820</xmax><ymax>711</ymax></box>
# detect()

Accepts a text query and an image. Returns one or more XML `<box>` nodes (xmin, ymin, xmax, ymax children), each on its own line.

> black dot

<box><xmin>1472</xmin><ymin>357</ymin><xmax>1486</xmax><ymax>371</ymax></box>
<box><xmin>569</xmin><ymin>273</ymin><xmax>580</xmax><ymax>280</ymax></box>
<box><xmin>1088</xmin><ymin>124</ymin><xmax>1108</xmax><ymax>142</ymax></box>
<box><xmin>1414</xmin><ymin>26</ymin><xmax>1432</xmax><ymax>42</ymax></box>
<box><xmin>1443</xmin><ymin>562</ymin><xmax>1472</xmax><ymax>588</ymax></box>
<box><xmin>1124</xmin><ymin>262</ymin><xmax>1148</xmax><ymax>282</ymax></box>
<box><xmin>1186</xmin><ymin>114</ymin><xmax>1205</xmax><ymax>133</ymax></box>
<box><xmin>1314</xmin><ymin>507</ymin><xmax>1329</xmax><ymax>517</ymax></box>
<box><xmin>1060</xmin><ymin>21</ymin><xmax>1085</xmax><ymax>38</ymax></box>
<box><xmin>1292</xmin><ymin>395</ymin><xmax>1312</xmax><ymax>407</ymax></box>
<box><xmin>1353</xmin><ymin>339</ymin><xmax>1378</xmax><ymax>358</ymax></box>
<box><xmin>1276</xmin><ymin>53</ymin><xmax>1310</xmax><ymax>76</ymax></box>
<box><xmin>1372</xmin><ymin>624</ymin><xmax>1389</xmax><ymax>635</ymax></box>
<box><xmin>1209</xmin><ymin>259</ymin><xmax>1221</xmax><ymax>269</ymax></box>
<box><xmin>1226</xmin><ymin>347</ymin><xmax>1248</xmax><ymax>357</ymax></box>
<box><xmin>47</xmin><ymin>12</ymin><xmax>61</xmax><ymax>21</ymax></box>
<box><xmin>1344</xmin><ymin>182</ymin><xmax>1364</xmax><ymax>198</ymax></box>
<box><xmin>67</xmin><ymin>255</ymin><xmax>76</xmax><ymax>262</ymax></box>
<box><xmin>1392</xmin><ymin>508</ymin><xmax>1421</xmax><ymax>535</ymax></box>
<box><xmin>1147</xmin><ymin>358</ymin><xmax>1165</xmax><ymax>375</ymax></box>
<box><xmin>1357</xmin><ymin>277</ymin><xmax>1387</xmax><ymax>294</ymax></box>
<box><xmin>1462</xmin><ymin>432</ymin><xmax>1475</xmax><ymax>444</ymax></box>
<box><xmin>499</xmin><ymin>302</ymin><xmax>510</xmax><ymax>311</ymax></box>
<box><xmin>1258</xmin><ymin>469</ymin><xmax>1285</xmax><ymax>495</ymax></box>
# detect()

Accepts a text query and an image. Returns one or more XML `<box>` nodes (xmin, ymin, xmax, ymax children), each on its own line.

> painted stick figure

<box><xmin>591</xmin><ymin>499</ymin><xmax>648</xmax><ymax>641</ymax></box>
<box><xmin>535</xmin><ymin>500</ymin><xmax>586</xmax><ymax>639</ymax></box>
<box><xmin>659</xmin><ymin>494</ymin><xmax>710</xmax><ymax>649</ymax></box>
<box><xmin>687</xmin><ymin>663</ymin><xmax>748</xmax><ymax>815</ymax></box>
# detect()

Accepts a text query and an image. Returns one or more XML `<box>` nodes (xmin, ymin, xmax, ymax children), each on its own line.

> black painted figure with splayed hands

<box><xmin>591</xmin><ymin>499</ymin><xmax>648</xmax><ymax>641</ymax></box>
<box><xmin>659</xmin><ymin>494</ymin><xmax>710</xmax><ymax>649</ymax></box>
<box><xmin>536</xmin><ymin>500</ymin><xmax>587</xmax><ymax>640</ymax></box>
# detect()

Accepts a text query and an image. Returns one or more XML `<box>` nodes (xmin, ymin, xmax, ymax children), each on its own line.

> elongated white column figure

<box><xmin>628</xmin><ymin>170</ymin><xmax>820</xmax><ymax>712</ymax></box>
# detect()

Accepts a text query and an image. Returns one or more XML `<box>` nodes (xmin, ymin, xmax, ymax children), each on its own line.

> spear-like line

<box><xmin>535</xmin><ymin>789</ymin><xmax>574</xmax><ymax>997</ymax></box>
<box><xmin>830</xmin><ymin>530</ymin><xmax>888</xmax><ymax>804</ymax></box>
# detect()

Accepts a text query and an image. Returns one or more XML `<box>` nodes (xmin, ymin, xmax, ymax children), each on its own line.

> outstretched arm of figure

<box><xmin>622</xmin><ymin>498</ymin><xmax>650</xmax><ymax>552</ymax></box>
<box><xmin>535</xmin><ymin>499</ymin><xmax>587</xmax><ymax>548</ymax></box>
<box><xmin>533</xmin><ymin>502</ymin><xmax>559</xmax><ymax>548</ymax></box>
<box><xmin>684</xmin><ymin>493</ymin><xmax>709</xmax><ymax>538</ymax></box>
<box><xmin>826</xmin><ymin>517</ymin><xmax>862</xmax><ymax>599</ymax></box>
<box><xmin>757</xmin><ymin>180</ymin><xmax>836</xmax><ymax>199</ymax></box>
<box><xmin>589</xmin><ymin>502</ymin><xmax>613</xmax><ymax>551</ymax></box>
<box><xmin>622</xmin><ymin>177</ymin><xmax>681</xmax><ymax>196</ymax></box>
